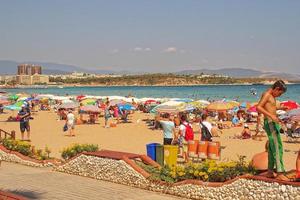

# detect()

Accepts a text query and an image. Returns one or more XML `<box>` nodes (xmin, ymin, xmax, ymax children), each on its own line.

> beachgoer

<box><xmin>104</xmin><ymin>103</ymin><xmax>111</xmax><ymax>128</ymax></box>
<box><xmin>66</xmin><ymin>110</ymin><xmax>75</xmax><ymax>136</ymax></box>
<box><xmin>241</xmin><ymin>124</ymin><xmax>251</xmax><ymax>139</ymax></box>
<box><xmin>0</xmin><ymin>104</ymin><xmax>3</xmax><ymax>114</ymax></box>
<box><xmin>296</xmin><ymin>150</ymin><xmax>300</xmax><ymax>181</ymax></box>
<box><xmin>78</xmin><ymin>103</ymin><xmax>84</xmax><ymax>122</ymax></box>
<box><xmin>251</xmin><ymin>141</ymin><xmax>269</xmax><ymax>171</ymax></box>
<box><xmin>178</xmin><ymin>115</ymin><xmax>193</xmax><ymax>161</ymax></box>
<box><xmin>257</xmin><ymin>80</ymin><xmax>289</xmax><ymax>181</ymax></box>
<box><xmin>113</xmin><ymin>105</ymin><xmax>120</xmax><ymax>124</ymax></box>
<box><xmin>18</xmin><ymin>104</ymin><xmax>31</xmax><ymax>141</ymax></box>
<box><xmin>159</xmin><ymin>113</ymin><xmax>176</xmax><ymax>145</ymax></box>
<box><xmin>199</xmin><ymin>113</ymin><xmax>213</xmax><ymax>141</ymax></box>
<box><xmin>253</xmin><ymin>113</ymin><xmax>264</xmax><ymax>141</ymax></box>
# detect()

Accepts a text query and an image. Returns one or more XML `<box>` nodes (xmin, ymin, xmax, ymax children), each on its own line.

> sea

<box><xmin>3</xmin><ymin>84</ymin><xmax>300</xmax><ymax>103</ymax></box>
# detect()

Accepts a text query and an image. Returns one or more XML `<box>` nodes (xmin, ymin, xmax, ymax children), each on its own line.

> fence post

<box><xmin>11</xmin><ymin>131</ymin><xmax>16</xmax><ymax>140</ymax></box>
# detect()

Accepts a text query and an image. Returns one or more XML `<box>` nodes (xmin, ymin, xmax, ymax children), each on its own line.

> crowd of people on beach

<box><xmin>0</xmin><ymin>80</ymin><xmax>299</xmax><ymax>181</ymax></box>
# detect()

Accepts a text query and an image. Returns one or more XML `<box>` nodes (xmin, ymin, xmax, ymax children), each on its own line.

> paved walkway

<box><xmin>0</xmin><ymin>162</ymin><xmax>186</xmax><ymax>200</ymax></box>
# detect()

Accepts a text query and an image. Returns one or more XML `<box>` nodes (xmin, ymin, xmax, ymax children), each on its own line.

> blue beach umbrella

<box><xmin>118</xmin><ymin>103</ymin><xmax>135</xmax><ymax>111</ymax></box>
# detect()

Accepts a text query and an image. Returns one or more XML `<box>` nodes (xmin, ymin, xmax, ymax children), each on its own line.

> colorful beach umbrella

<box><xmin>280</xmin><ymin>100</ymin><xmax>299</xmax><ymax>110</ymax></box>
<box><xmin>206</xmin><ymin>101</ymin><xmax>235</xmax><ymax>111</ymax></box>
<box><xmin>58</xmin><ymin>102</ymin><xmax>79</xmax><ymax>109</ymax></box>
<box><xmin>188</xmin><ymin>100</ymin><xmax>209</xmax><ymax>109</ymax></box>
<box><xmin>81</xmin><ymin>105</ymin><xmax>101</xmax><ymax>113</ymax></box>
<box><xmin>4</xmin><ymin>100</ymin><xmax>25</xmax><ymax>111</ymax></box>
<box><xmin>144</xmin><ymin>99</ymin><xmax>158</xmax><ymax>105</ymax></box>
<box><xmin>110</xmin><ymin>99</ymin><xmax>125</xmax><ymax>106</ymax></box>
<box><xmin>240</xmin><ymin>102</ymin><xmax>251</xmax><ymax>109</ymax></box>
<box><xmin>81</xmin><ymin>98</ymin><xmax>97</xmax><ymax>106</ymax></box>
<box><xmin>151</xmin><ymin>102</ymin><xmax>194</xmax><ymax>114</ymax></box>
<box><xmin>118</xmin><ymin>103</ymin><xmax>135</xmax><ymax>111</ymax></box>
<box><xmin>0</xmin><ymin>99</ymin><xmax>10</xmax><ymax>105</ymax></box>
<box><xmin>247</xmin><ymin>105</ymin><xmax>257</xmax><ymax>113</ymax></box>
<box><xmin>8</xmin><ymin>94</ymin><xmax>19</xmax><ymax>101</ymax></box>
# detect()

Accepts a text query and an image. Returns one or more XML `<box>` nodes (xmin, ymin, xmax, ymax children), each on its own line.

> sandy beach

<box><xmin>0</xmin><ymin>109</ymin><xmax>298</xmax><ymax>171</ymax></box>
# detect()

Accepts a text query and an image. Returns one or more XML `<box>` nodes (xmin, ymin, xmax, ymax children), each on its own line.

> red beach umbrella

<box><xmin>248</xmin><ymin>105</ymin><xmax>257</xmax><ymax>113</ymax></box>
<box><xmin>76</xmin><ymin>95</ymin><xmax>86</xmax><ymax>101</ymax></box>
<box><xmin>280</xmin><ymin>100</ymin><xmax>299</xmax><ymax>110</ymax></box>
<box><xmin>144</xmin><ymin>100</ymin><xmax>157</xmax><ymax>105</ymax></box>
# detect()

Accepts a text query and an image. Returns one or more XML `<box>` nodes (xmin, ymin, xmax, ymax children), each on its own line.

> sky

<box><xmin>0</xmin><ymin>0</ymin><xmax>300</xmax><ymax>73</ymax></box>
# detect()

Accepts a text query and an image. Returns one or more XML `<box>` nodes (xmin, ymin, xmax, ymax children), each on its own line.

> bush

<box><xmin>1</xmin><ymin>139</ymin><xmax>52</xmax><ymax>160</ymax></box>
<box><xmin>61</xmin><ymin>143</ymin><xmax>99</xmax><ymax>160</ymax></box>
<box><xmin>138</xmin><ymin>156</ymin><xmax>257</xmax><ymax>183</ymax></box>
<box><xmin>1</xmin><ymin>138</ymin><xmax>32</xmax><ymax>156</ymax></box>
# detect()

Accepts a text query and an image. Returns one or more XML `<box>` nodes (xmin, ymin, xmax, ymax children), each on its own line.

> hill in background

<box><xmin>0</xmin><ymin>60</ymin><xmax>299</xmax><ymax>80</ymax></box>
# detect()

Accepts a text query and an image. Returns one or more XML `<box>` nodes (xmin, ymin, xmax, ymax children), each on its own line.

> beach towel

<box><xmin>264</xmin><ymin>118</ymin><xmax>285</xmax><ymax>173</ymax></box>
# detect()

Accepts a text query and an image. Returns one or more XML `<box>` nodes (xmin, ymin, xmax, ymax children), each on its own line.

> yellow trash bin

<box><xmin>163</xmin><ymin>145</ymin><xmax>178</xmax><ymax>167</ymax></box>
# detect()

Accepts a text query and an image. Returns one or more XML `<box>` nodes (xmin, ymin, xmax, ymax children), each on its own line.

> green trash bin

<box><xmin>155</xmin><ymin>144</ymin><xmax>164</xmax><ymax>166</ymax></box>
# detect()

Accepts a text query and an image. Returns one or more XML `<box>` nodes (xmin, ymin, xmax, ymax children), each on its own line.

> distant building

<box><xmin>17</xmin><ymin>64</ymin><xmax>42</xmax><ymax>75</ymax></box>
<box><xmin>16</xmin><ymin>64</ymin><xmax>48</xmax><ymax>85</ymax></box>
<box><xmin>16</xmin><ymin>74</ymin><xmax>49</xmax><ymax>85</ymax></box>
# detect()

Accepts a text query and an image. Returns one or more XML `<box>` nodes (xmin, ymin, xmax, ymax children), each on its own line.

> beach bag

<box><xmin>63</xmin><ymin>124</ymin><xmax>68</xmax><ymax>132</ymax></box>
<box><xmin>183</xmin><ymin>123</ymin><xmax>194</xmax><ymax>141</ymax></box>
<box><xmin>200</xmin><ymin>122</ymin><xmax>212</xmax><ymax>141</ymax></box>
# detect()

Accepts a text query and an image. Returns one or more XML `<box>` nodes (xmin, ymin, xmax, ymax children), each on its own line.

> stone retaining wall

<box><xmin>0</xmin><ymin>145</ymin><xmax>56</xmax><ymax>168</ymax></box>
<box><xmin>54</xmin><ymin>154</ymin><xmax>300</xmax><ymax>200</ymax></box>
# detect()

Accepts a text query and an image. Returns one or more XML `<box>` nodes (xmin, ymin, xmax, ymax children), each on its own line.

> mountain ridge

<box><xmin>0</xmin><ymin>60</ymin><xmax>299</xmax><ymax>80</ymax></box>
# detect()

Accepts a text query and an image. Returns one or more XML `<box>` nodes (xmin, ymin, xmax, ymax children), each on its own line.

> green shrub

<box><xmin>1</xmin><ymin>139</ymin><xmax>52</xmax><ymax>160</ymax></box>
<box><xmin>1</xmin><ymin>139</ymin><xmax>32</xmax><ymax>156</ymax></box>
<box><xmin>61</xmin><ymin>143</ymin><xmax>99</xmax><ymax>160</ymax></box>
<box><xmin>137</xmin><ymin>156</ymin><xmax>258</xmax><ymax>183</ymax></box>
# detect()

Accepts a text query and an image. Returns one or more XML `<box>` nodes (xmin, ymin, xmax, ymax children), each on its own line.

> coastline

<box><xmin>2</xmin><ymin>82</ymin><xmax>296</xmax><ymax>89</ymax></box>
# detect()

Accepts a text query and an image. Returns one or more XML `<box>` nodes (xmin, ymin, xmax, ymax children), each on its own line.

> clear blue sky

<box><xmin>1</xmin><ymin>0</ymin><xmax>300</xmax><ymax>73</ymax></box>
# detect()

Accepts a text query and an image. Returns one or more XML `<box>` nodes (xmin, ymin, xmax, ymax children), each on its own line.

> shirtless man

<box><xmin>257</xmin><ymin>80</ymin><xmax>289</xmax><ymax>181</ymax></box>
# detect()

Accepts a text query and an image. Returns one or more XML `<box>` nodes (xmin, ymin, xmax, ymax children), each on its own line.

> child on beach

<box><xmin>113</xmin><ymin>105</ymin><xmax>120</xmax><ymax>124</ymax></box>
<box><xmin>257</xmin><ymin>80</ymin><xmax>289</xmax><ymax>181</ymax></box>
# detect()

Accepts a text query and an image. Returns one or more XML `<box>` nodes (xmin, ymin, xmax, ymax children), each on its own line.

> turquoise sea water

<box><xmin>4</xmin><ymin>84</ymin><xmax>300</xmax><ymax>102</ymax></box>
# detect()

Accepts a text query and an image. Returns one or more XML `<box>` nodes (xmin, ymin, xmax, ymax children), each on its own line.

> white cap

<box><xmin>244</xmin><ymin>124</ymin><xmax>249</xmax><ymax>128</ymax></box>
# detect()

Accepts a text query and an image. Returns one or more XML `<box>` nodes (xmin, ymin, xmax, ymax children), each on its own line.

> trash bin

<box><xmin>146</xmin><ymin>143</ymin><xmax>160</xmax><ymax>161</ymax></box>
<box><xmin>163</xmin><ymin>145</ymin><xmax>178</xmax><ymax>167</ymax></box>
<box><xmin>155</xmin><ymin>144</ymin><xmax>164</xmax><ymax>166</ymax></box>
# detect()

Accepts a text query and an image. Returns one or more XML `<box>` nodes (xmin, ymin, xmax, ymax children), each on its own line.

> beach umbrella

<box><xmin>144</xmin><ymin>99</ymin><xmax>158</xmax><ymax>105</ymax></box>
<box><xmin>4</xmin><ymin>100</ymin><xmax>25</xmax><ymax>111</ymax></box>
<box><xmin>172</xmin><ymin>98</ymin><xmax>194</xmax><ymax>103</ymax></box>
<box><xmin>280</xmin><ymin>100</ymin><xmax>299</xmax><ymax>110</ymax></box>
<box><xmin>240</xmin><ymin>101</ymin><xmax>251</xmax><ymax>109</ymax></box>
<box><xmin>8</xmin><ymin>94</ymin><xmax>19</xmax><ymax>101</ymax></box>
<box><xmin>0</xmin><ymin>99</ymin><xmax>11</xmax><ymax>105</ymax></box>
<box><xmin>76</xmin><ymin>95</ymin><xmax>86</xmax><ymax>101</ymax></box>
<box><xmin>227</xmin><ymin>101</ymin><xmax>240</xmax><ymax>107</ymax></box>
<box><xmin>118</xmin><ymin>103</ymin><xmax>135</xmax><ymax>111</ymax></box>
<box><xmin>81</xmin><ymin>105</ymin><xmax>101</xmax><ymax>113</ymax></box>
<box><xmin>81</xmin><ymin>98</ymin><xmax>97</xmax><ymax>106</ymax></box>
<box><xmin>109</xmin><ymin>99</ymin><xmax>125</xmax><ymax>106</ymax></box>
<box><xmin>247</xmin><ymin>105</ymin><xmax>257</xmax><ymax>113</ymax></box>
<box><xmin>206</xmin><ymin>101</ymin><xmax>235</xmax><ymax>111</ymax></box>
<box><xmin>58</xmin><ymin>102</ymin><xmax>79</xmax><ymax>109</ymax></box>
<box><xmin>62</xmin><ymin>99</ymin><xmax>74</xmax><ymax>104</ymax></box>
<box><xmin>151</xmin><ymin>102</ymin><xmax>194</xmax><ymax>114</ymax></box>
<box><xmin>188</xmin><ymin>100</ymin><xmax>209</xmax><ymax>109</ymax></box>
